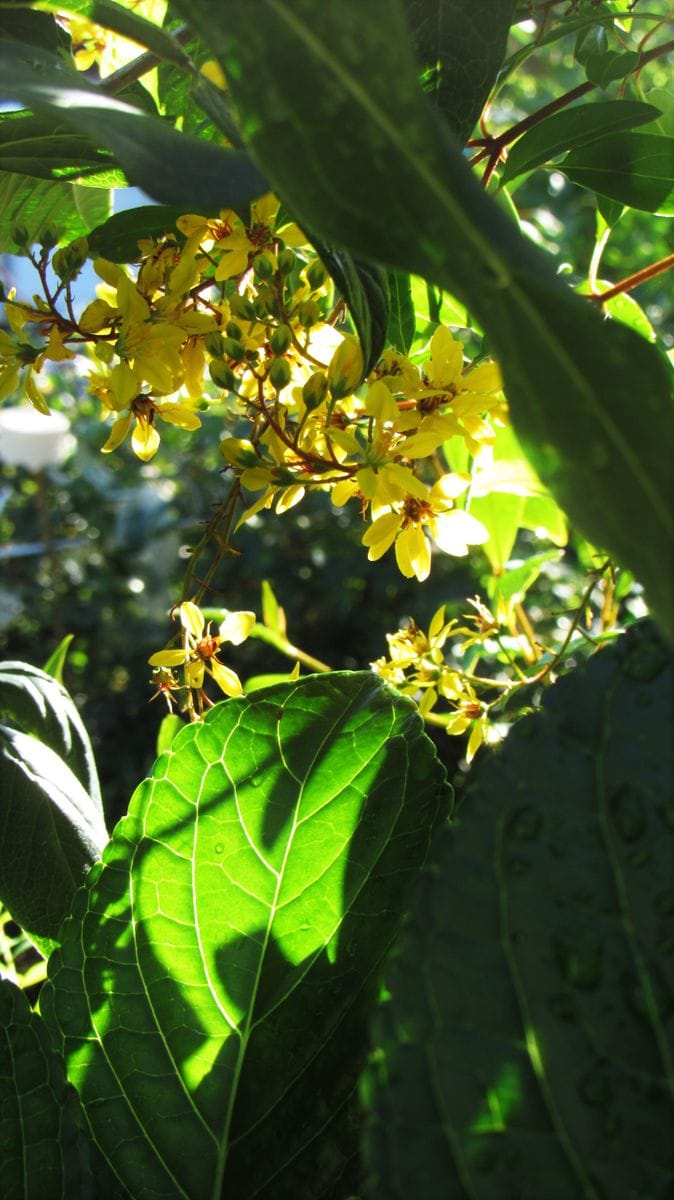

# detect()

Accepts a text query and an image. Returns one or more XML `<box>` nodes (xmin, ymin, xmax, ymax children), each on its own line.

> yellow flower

<box><xmin>149</xmin><ymin>602</ymin><xmax>255</xmax><ymax>706</ymax></box>
<box><xmin>101</xmin><ymin>389</ymin><xmax>201</xmax><ymax>462</ymax></box>
<box><xmin>362</xmin><ymin>473</ymin><xmax>489</xmax><ymax>581</ymax></box>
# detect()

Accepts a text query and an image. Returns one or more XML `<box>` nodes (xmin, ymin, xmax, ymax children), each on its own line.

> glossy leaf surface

<box><xmin>0</xmin><ymin>978</ymin><xmax>90</xmax><ymax>1200</ymax></box>
<box><xmin>562</xmin><ymin>131</ymin><xmax>674</xmax><ymax>214</ymax></box>
<box><xmin>0</xmin><ymin>171</ymin><xmax>110</xmax><ymax>251</ymax></box>
<box><xmin>313</xmin><ymin>240</ymin><xmax>390</xmax><ymax>377</ymax></box>
<box><xmin>43</xmin><ymin>673</ymin><xmax>448</xmax><ymax>1199</ymax></box>
<box><xmin>180</xmin><ymin>0</ymin><xmax>674</xmax><ymax>636</ymax></box>
<box><xmin>363</xmin><ymin>620</ymin><xmax>674</xmax><ymax>1199</ymax></box>
<box><xmin>501</xmin><ymin>99</ymin><xmax>660</xmax><ymax>185</ymax></box>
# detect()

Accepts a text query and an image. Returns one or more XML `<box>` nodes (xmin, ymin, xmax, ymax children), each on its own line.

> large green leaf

<box><xmin>405</xmin><ymin>0</ymin><xmax>516</xmax><ymax>144</ymax></box>
<box><xmin>176</xmin><ymin>0</ymin><xmax>673</xmax><ymax>637</ymax></box>
<box><xmin>562</xmin><ymin>131</ymin><xmax>674</xmax><ymax>214</ymax></box>
<box><xmin>0</xmin><ymin>978</ymin><xmax>91</xmax><ymax>1200</ymax></box>
<box><xmin>313</xmin><ymin>240</ymin><xmax>390</xmax><ymax>376</ymax></box>
<box><xmin>501</xmin><ymin>99</ymin><xmax>660</xmax><ymax>186</ymax></box>
<box><xmin>42</xmin><ymin>672</ymin><xmax>448</xmax><ymax>1199</ymax></box>
<box><xmin>0</xmin><ymin>171</ymin><xmax>110</xmax><ymax>251</ymax></box>
<box><xmin>0</xmin><ymin>42</ymin><xmax>268</xmax><ymax>211</ymax></box>
<box><xmin>362</xmin><ymin>620</ymin><xmax>674</xmax><ymax>1199</ymax></box>
<box><xmin>0</xmin><ymin>661</ymin><xmax>102</xmax><ymax>806</ymax></box>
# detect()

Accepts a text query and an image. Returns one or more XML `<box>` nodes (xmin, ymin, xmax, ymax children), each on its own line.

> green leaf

<box><xmin>501</xmin><ymin>100</ymin><xmax>659</xmax><ymax>186</ymax></box>
<box><xmin>42</xmin><ymin>672</ymin><xmax>448</xmax><ymax>1199</ymax></box>
<box><xmin>155</xmin><ymin>712</ymin><xmax>184</xmax><ymax>755</ymax></box>
<box><xmin>313</xmin><ymin>239</ymin><xmax>390</xmax><ymax>376</ymax></box>
<box><xmin>0</xmin><ymin>171</ymin><xmax>110</xmax><ymax>252</ymax></box>
<box><xmin>562</xmin><ymin>132</ymin><xmax>674</xmax><ymax>215</ymax></box>
<box><xmin>0</xmin><ymin>108</ymin><xmax>116</xmax><ymax>181</ymax></box>
<box><xmin>405</xmin><ymin>0</ymin><xmax>517</xmax><ymax>144</ymax></box>
<box><xmin>0</xmin><ymin>6</ymin><xmax>70</xmax><ymax>55</ymax></box>
<box><xmin>261</xmin><ymin>577</ymin><xmax>286</xmax><ymax>636</ymax></box>
<box><xmin>0</xmin><ymin>725</ymin><xmax>107</xmax><ymax>954</ymax></box>
<box><xmin>42</xmin><ymin>633</ymin><xmax>75</xmax><ymax>684</ymax></box>
<box><xmin>87</xmin><ymin>0</ymin><xmax>192</xmax><ymax>67</ymax></box>
<box><xmin>583</xmin><ymin>49</ymin><xmax>639</xmax><ymax>89</ymax></box>
<box><xmin>488</xmin><ymin>548</ymin><xmax>562</xmax><ymax>607</ymax></box>
<box><xmin>363</xmin><ymin>620</ymin><xmax>674</xmax><ymax>1199</ymax></box>
<box><xmin>0</xmin><ymin>978</ymin><xmax>91</xmax><ymax>1199</ymax></box>
<box><xmin>179</xmin><ymin>0</ymin><xmax>674</xmax><ymax>638</ymax></box>
<box><xmin>0</xmin><ymin>42</ymin><xmax>268</xmax><ymax>211</ymax></box>
<box><xmin>0</xmin><ymin>661</ymin><xmax>102</xmax><ymax>807</ymax></box>
<box><xmin>386</xmin><ymin>270</ymin><xmax>416</xmax><ymax>353</ymax></box>
<box><xmin>87</xmin><ymin>203</ymin><xmax>201</xmax><ymax>260</ymax></box>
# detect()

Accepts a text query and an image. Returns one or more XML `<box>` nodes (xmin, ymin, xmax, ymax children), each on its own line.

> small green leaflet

<box><xmin>562</xmin><ymin>131</ymin><xmax>674</xmax><ymax>215</ymax></box>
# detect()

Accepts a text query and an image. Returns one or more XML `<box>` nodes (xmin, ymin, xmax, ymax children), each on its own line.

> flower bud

<box><xmin>204</xmin><ymin>331</ymin><xmax>225</xmax><ymax>357</ymax></box>
<box><xmin>270</xmin><ymin>323</ymin><xmax>292</xmax><ymax>355</ymax></box>
<box><xmin>230</xmin><ymin>294</ymin><xmax>256</xmax><ymax>322</ymax></box>
<box><xmin>269</xmin><ymin>356</ymin><xmax>292</xmax><ymax>391</ymax></box>
<box><xmin>327</xmin><ymin>336</ymin><xmax>364</xmax><ymax>400</ymax></box>
<box><xmin>297</xmin><ymin>299</ymin><xmax>321</xmax><ymax>329</ymax></box>
<box><xmin>220</xmin><ymin>437</ymin><xmax>258</xmax><ymax>467</ymax></box>
<box><xmin>254</xmin><ymin>285</ymin><xmax>278</xmax><ymax>318</ymax></box>
<box><xmin>221</xmin><ymin>336</ymin><xmax>246</xmax><ymax>362</ymax></box>
<box><xmin>226</xmin><ymin>320</ymin><xmax>243</xmax><ymax>340</ymax></box>
<box><xmin>209</xmin><ymin>358</ymin><xmax>238</xmax><ymax>390</ymax></box>
<box><xmin>306</xmin><ymin>258</ymin><xmax>327</xmax><ymax>290</ymax></box>
<box><xmin>253</xmin><ymin>252</ymin><xmax>275</xmax><ymax>280</ymax></box>
<box><xmin>302</xmin><ymin>370</ymin><xmax>328</xmax><ymax>411</ymax></box>
<box><xmin>11</xmin><ymin>225</ymin><xmax>29</xmax><ymax>249</ymax></box>
<box><xmin>277</xmin><ymin>248</ymin><xmax>296</xmax><ymax>276</ymax></box>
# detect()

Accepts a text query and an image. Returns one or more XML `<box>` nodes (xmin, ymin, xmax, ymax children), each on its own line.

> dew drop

<box><xmin>215</xmin><ymin>843</ymin><xmax>224</xmax><ymax>855</ymax></box>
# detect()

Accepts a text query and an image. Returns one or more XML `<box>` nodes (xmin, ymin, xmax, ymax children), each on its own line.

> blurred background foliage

<box><xmin>0</xmin><ymin>7</ymin><xmax>667</xmax><ymax>823</ymax></box>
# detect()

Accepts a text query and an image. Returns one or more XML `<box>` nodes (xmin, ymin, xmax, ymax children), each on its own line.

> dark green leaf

<box><xmin>584</xmin><ymin>49</ymin><xmax>639</xmax><ymax>89</ymax></box>
<box><xmin>42</xmin><ymin>672</ymin><xmax>448</xmax><ymax>1199</ymax></box>
<box><xmin>0</xmin><ymin>724</ymin><xmax>107</xmax><ymax>954</ymax></box>
<box><xmin>0</xmin><ymin>42</ymin><xmax>268</xmax><ymax>211</ymax></box>
<box><xmin>386</xmin><ymin>270</ymin><xmax>415</xmax><ymax>353</ymax></box>
<box><xmin>0</xmin><ymin>978</ymin><xmax>91</xmax><ymax>1199</ymax></box>
<box><xmin>87</xmin><ymin>204</ymin><xmax>204</xmax><ymax>260</ymax></box>
<box><xmin>0</xmin><ymin>661</ymin><xmax>101</xmax><ymax>807</ymax></box>
<box><xmin>563</xmin><ymin>131</ymin><xmax>674</xmax><ymax>214</ymax></box>
<box><xmin>363</xmin><ymin>620</ymin><xmax>674</xmax><ymax>1199</ymax></box>
<box><xmin>0</xmin><ymin>171</ymin><xmax>110</xmax><ymax>251</ymax></box>
<box><xmin>178</xmin><ymin>0</ymin><xmax>674</xmax><ymax>638</ymax></box>
<box><xmin>0</xmin><ymin>6</ymin><xmax>70</xmax><ymax>55</ymax></box>
<box><xmin>501</xmin><ymin>100</ymin><xmax>659</xmax><ymax>186</ymax></box>
<box><xmin>314</xmin><ymin>240</ymin><xmax>390</xmax><ymax>375</ymax></box>
<box><xmin>89</xmin><ymin>0</ymin><xmax>192</xmax><ymax>66</ymax></box>
<box><xmin>406</xmin><ymin>0</ymin><xmax>516</xmax><ymax>144</ymax></box>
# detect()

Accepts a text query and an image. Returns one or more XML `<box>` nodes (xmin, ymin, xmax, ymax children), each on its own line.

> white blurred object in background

<box><xmin>0</xmin><ymin>406</ymin><xmax>74</xmax><ymax>470</ymax></box>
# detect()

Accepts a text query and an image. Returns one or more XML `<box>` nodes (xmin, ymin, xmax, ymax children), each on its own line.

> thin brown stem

<box><xmin>590</xmin><ymin>253</ymin><xmax>674</xmax><ymax>304</ymax></box>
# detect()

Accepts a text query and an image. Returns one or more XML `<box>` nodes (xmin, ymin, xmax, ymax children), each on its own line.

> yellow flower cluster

<box><xmin>149</xmin><ymin>601</ymin><xmax>255</xmax><ymax>719</ymax></box>
<box><xmin>0</xmin><ymin>191</ymin><xmax>507</xmax><ymax>582</ymax></box>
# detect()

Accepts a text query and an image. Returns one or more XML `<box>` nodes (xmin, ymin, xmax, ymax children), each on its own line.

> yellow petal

<box><xmin>149</xmin><ymin>649</ymin><xmax>188</xmax><ymax>667</ymax></box>
<box><xmin>219</xmin><ymin>611</ymin><xmax>256</xmax><ymax>645</ymax></box>
<box><xmin>395</xmin><ymin>524</ymin><xmax>431</xmax><ymax>582</ymax></box>
<box><xmin>209</xmin><ymin>659</ymin><xmax>243</xmax><ymax>698</ymax></box>
<box><xmin>101</xmin><ymin>412</ymin><xmax>131</xmax><ymax>453</ymax></box>
<box><xmin>179</xmin><ymin>601</ymin><xmax>205</xmax><ymax>640</ymax></box>
<box><xmin>131</xmin><ymin>418</ymin><xmax>160</xmax><ymax>461</ymax></box>
<box><xmin>362</xmin><ymin>511</ymin><xmax>401</xmax><ymax>560</ymax></box>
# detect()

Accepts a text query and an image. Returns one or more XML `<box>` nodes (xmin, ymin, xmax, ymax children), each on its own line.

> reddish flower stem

<box><xmin>590</xmin><ymin>252</ymin><xmax>674</xmax><ymax>304</ymax></box>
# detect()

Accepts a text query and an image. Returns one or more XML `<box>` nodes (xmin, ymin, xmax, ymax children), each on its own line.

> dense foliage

<box><xmin>0</xmin><ymin>2</ymin><xmax>672</xmax><ymax>1197</ymax></box>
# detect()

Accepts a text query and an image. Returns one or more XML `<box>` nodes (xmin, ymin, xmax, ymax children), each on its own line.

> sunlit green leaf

<box><xmin>0</xmin><ymin>170</ymin><xmax>110</xmax><ymax>251</ymax></box>
<box><xmin>363</xmin><ymin>620</ymin><xmax>674</xmax><ymax>1198</ymax></box>
<box><xmin>563</xmin><ymin>132</ymin><xmax>674</xmax><ymax>214</ymax></box>
<box><xmin>386</xmin><ymin>270</ymin><xmax>415</xmax><ymax>354</ymax></box>
<box><xmin>501</xmin><ymin>100</ymin><xmax>659</xmax><ymax>186</ymax></box>
<box><xmin>43</xmin><ymin>672</ymin><xmax>448</xmax><ymax>1199</ymax></box>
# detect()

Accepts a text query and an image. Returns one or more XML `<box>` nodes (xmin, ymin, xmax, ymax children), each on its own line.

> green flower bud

<box><xmin>220</xmin><ymin>437</ymin><xmax>258</xmax><ymax>467</ymax></box>
<box><xmin>11</xmin><ymin>225</ymin><xmax>29</xmax><ymax>249</ymax></box>
<box><xmin>270</xmin><ymin>323</ymin><xmax>292</xmax><ymax>355</ymax></box>
<box><xmin>253</xmin><ymin>252</ymin><xmax>275</xmax><ymax>280</ymax></box>
<box><xmin>39</xmin><ymin>228</ymin><xmax>58</xmax><ymax>251</ymax></box>
<box><xmin>277</xmin><ymin>248</ymin><xmax>296</xmax><ymax>276</ymax></box>
<box><xmin>222</xmin><ymin>336</ymin><xmax>246</xmax><ymax>362</ymax></box>
<box><xmin>209</xmin><ymin>358</ymin><xmax>238</xmax><ymax>390</ymax></box>
<box><xmin>230</xmin><ymin>294</ymin><xmax>257</xmax><ymax>322</ymax></box>
<box><xmin>254</xmin><ymin>285</ymin><xmax>278</xmax><ymax>318</ymax></box>
<box><xmin>306</xmin><ymin>258</ymin><xmax>327</xmax><ymax>290</ymax></box>
<box><xmin>269</xmin><ymin>356</ymin><xmax>292</xmax><ymax>391</ymax></box>
<box><xmin>52</xmin><ymin>237</ymin><xmax>88</xmax><ymax>282</ymax></box>
<box><xmin>302</xmin><ymin>370</ymin><xmax>329</xmax><ymax>411</ymax></box>
<box><xmin>226</xmin><ymin>320</ymin><xmax>243</xmax><ymax>340</ymax></box>
<box><xmin>297</xmin><ymin>299</ymin><xmax>321</xmax><ymax>329</ymax></box>
<box><xmin>204</xmin><ymin>331</ymin><xmax>225</xmax><ymax>357</ymax></box>
<box><xmin>327</xmin><ymin>336</ymin><xmax>364</xmax><ymax>400</ymax></box>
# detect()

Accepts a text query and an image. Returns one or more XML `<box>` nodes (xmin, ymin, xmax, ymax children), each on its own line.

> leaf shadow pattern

<box><xmin>41</xmin><ymin>671</ymin><xmax>449</xmax><ymax>1199</ymax></box>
